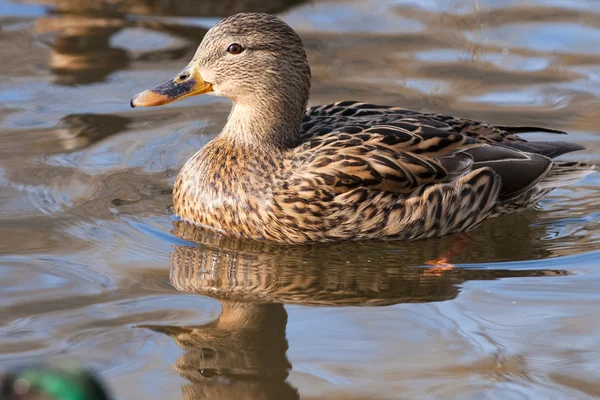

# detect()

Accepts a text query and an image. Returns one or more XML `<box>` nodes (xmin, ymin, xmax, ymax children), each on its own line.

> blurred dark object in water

<box><xmin>1</xmin><ymin>362</ymin><xmax>111</xmax><ymax>400</ymax></box>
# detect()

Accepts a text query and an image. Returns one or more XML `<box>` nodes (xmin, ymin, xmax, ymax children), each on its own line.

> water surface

<box><xmin>1</xmin><ymin>0</ymin><xmax>600</xmax><ymax>398</ymax></box>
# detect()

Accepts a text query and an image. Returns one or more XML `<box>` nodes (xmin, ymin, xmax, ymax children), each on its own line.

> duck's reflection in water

<box><xmin>36</xmin><ymin>13</ymin><xmax>129</xmax><ymax>85</ymax></box>
<box><xmin>149</xmin><ymin>302</ymin><xmax>294</xmax><ymax>400</ymax></box>
<box><xmin>144</xmin><ymin>220</ymin><xmax>567</xmax><ymax>399</ymax></box>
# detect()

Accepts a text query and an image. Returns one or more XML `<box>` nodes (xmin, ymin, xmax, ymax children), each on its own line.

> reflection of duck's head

<box><xmin>146</xmin><ymin>302</ymin><xmax>297</xmax><ymax>400</ymax></box>
<box><xmin>1</xmin><ymin>363</ymin><xmax>111</xmax><ymax>400</ymax></box>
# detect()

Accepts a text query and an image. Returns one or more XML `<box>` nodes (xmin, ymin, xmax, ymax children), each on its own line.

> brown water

<box><xmin>1</xmin><ymin>0</ymin><xmax>600</xmax><ymax>398</ymax></box>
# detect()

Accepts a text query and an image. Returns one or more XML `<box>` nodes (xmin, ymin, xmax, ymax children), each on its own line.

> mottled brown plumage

<box><xmin>131</xmin><ymin>13</ymin><xmax>595</xmax><ymax>244</ymax></box>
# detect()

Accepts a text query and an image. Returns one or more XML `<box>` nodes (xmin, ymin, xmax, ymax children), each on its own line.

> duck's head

<box><xmin>131</xmin><ymin>13</ymin><xmax>311</xmax><ymax>110</ymax></box>
<box><xmin>1</xmin><ymin>363</ymin><xmax>111</xmax><ymax>400</ymax></box>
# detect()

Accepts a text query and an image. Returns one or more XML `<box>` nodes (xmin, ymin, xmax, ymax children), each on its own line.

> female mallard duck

<box><xmin>131</xmin><ymin>13</ymin><xmax>595</xmax><ymax>244</ymax></box>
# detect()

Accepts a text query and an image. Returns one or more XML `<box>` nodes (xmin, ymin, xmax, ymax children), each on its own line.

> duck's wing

<box><xmin>294</xmin><ymin>124</ymin><xmax>477</xmax><ymax>195</ymax></box>
<box><xmin>295</xmin><ymin>111</ymin><xmax>585</xmax><ymax>200</ymax></box>
<box><xmin>305</xmin><ymin>101</ymin><xmax>568</xmax><ymax>143</ymax></box>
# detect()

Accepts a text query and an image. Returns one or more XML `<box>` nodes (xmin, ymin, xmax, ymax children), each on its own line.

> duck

<box><xmin>130</xmin><ymin>12</ymin><xmax>595</xmax><ymax>244</ymax></box>
<box><xmin>1</xmin><ymin>363</ymin><xmax>111</xmax><ymax>400</ymax></box>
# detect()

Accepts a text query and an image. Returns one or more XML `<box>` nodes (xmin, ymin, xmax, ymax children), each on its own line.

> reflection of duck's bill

<box><xmin>130</xmin><ymin>65</ymin><xmax>212</xmax><ymax>107</ymax></box>
<box><xmin>136</xmin><ymin>324</ymin><xmax>195</xmax><ymax>336</ymax></box>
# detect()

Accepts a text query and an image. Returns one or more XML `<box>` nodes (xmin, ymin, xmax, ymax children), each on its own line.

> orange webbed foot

<box><xmin>423</xmin><ymin>258</ymin><xmax>455</xmax><ymax>276</ymax></box>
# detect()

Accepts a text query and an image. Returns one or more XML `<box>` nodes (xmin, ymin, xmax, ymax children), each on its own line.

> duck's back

<box><xmin>302</xmin><ymin>101</ymin><xmax>568</xmax><ymax>144</ymax></box>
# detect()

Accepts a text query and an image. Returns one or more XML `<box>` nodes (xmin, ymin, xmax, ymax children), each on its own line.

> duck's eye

<box><xmin>226</xmin><ymin>43</ymin><xmax>244</xmax><ymax>55</ymax></box>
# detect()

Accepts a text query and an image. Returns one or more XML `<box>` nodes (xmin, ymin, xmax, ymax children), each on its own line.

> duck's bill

<box><xmin>130</xmin><ymin>68</ymin><xmax>213</xmax><ymax>108</ymax></box>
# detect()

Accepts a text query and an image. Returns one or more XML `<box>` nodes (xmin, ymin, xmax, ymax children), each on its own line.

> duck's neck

<box><xmin>220</xmin><ymin>95</ymin><xmax>306</xmax><ymax>151</ymax></box>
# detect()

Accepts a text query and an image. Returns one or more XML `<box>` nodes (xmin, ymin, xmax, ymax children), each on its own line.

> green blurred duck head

<box><xmin>1</xmin><ymin>363</ymin><xmax>111</xmax><ymax>400</ymax></box>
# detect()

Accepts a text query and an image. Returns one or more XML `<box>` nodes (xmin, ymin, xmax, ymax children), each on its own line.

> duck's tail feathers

<box><xmin>499</xmin><ymin>141</ymin><xmax>584</xmax><ymax>159</ymax></box>
<box><xmin>536</xmin><ymin>162</ymin><xmax>596</xmax><ymax>189</ymax></box>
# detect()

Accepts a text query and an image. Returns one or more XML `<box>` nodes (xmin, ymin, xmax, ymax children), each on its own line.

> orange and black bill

<box><xmin>130</xmin><ymin>66</ymin><xmax>212</xmax><ymax>108</ymax></box>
